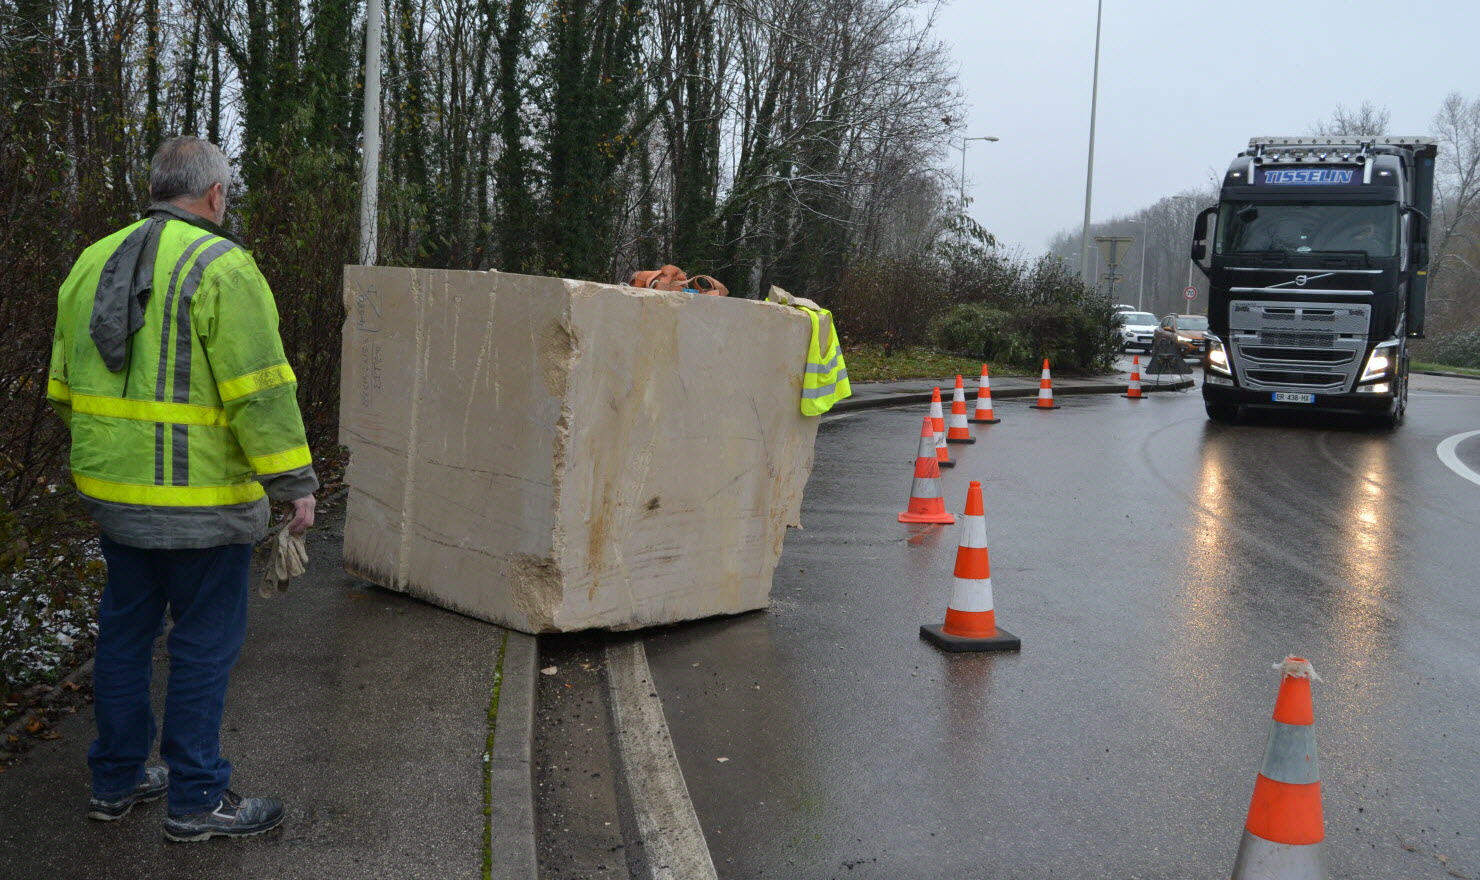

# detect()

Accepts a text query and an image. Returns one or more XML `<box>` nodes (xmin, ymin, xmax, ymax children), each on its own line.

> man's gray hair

<box><xmin>149</xmin><ymin>136</ymin><xmax>232</xmax><ymax>203</ymax></box>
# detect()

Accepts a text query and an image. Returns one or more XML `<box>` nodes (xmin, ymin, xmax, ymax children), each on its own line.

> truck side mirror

<box><xmin>1190</xmin><ymin>206</ymin><xmax>1217</xmax><ymax>263</ymax></box>
<box><xmin>1404</xmin><ymin>207</ymin><xmax>1430</xmax><ymax>269</ymax></box>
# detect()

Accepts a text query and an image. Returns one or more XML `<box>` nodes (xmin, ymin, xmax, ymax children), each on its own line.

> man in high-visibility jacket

<box><xmin>47</xmin><ymin>136</ymin><xmax>316</xmax><ymax>841</ymax></box>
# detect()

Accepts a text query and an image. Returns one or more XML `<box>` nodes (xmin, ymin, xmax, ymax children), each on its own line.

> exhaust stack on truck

<box><xmin>1189</xmin><ymin>136</ymin><xmax>1437</xmax><ymax>428</ymax></box>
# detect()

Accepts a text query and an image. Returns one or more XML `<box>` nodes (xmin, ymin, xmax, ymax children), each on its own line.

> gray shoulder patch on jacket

<box><xmin>89</xmin><ymin>219</ymin><xmax>165</xmax><ymax>372</ymax></box>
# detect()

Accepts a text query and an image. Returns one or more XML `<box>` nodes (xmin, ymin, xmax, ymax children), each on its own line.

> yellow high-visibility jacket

<box><xmin>47</xmin><ymin>204</ymin><xmax>317</xmax><ymax>548</ymax></box>
<box><xmin>799</xmin><ymin>306</ymin><xmax>852</xmax><ymax>416</ymax></box>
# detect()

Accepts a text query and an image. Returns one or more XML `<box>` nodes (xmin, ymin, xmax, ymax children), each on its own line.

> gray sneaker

<box><xmin>87</xmin><ymin>765</ymin><xmax>169</xmax><ymax>821</ymax></box>
<box><xmin>162</xmin><ymin>790</ymin><xmax>284</xmax><ymax>842</ymax></box>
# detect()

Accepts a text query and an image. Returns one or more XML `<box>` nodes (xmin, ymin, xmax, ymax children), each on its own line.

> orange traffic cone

<box><xmin>946</xmin><ymin>375</ymin><xmax>975</xmax><ymax>444</ymax></box>
<box><xmin>929</xmin><ymin>387</ymin><xmax>955</xmax><ymax>468</ymax></box>
<box><xmin>899</xmin><ymin>416</ymin><xmax>956</xmax><ymax>524</ymax></box>
<box><xmin>1231</xmin><ymin>657</ymin><xmax>1327</xmax><ymax>880</ymax></box>
<box><xmin>920</xmin><ymin>481</ymin><xmax>1019</xmax><ymax>652</ymax></box>
<box><xmin>970</xmin><ymin>364</ymin><xmax>1000</xmax><ymax>424</ymax></box>
<box><xmin>1122</xmin><ymin>355</ymin><xmax>1144</xmax><ymax>399</ymax></box>
<box><xmin>1032</xmin><ymin>359</ymin><xmax>1060</xmax><ymax>409</ymax></box>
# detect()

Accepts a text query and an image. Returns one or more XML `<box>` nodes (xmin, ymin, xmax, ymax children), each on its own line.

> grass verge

<box><xmin>846</xmin><ymin>344</ymin><xmax>1030</xmax><ymax>382</ymax></box>
<box><xmin>1413</xmin><ymin>361</ymin><xmax>1480</xmax><ymax>377</ymax></box>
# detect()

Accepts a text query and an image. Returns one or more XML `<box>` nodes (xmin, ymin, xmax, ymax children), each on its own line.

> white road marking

<box><xmin>1437</xmin><ymin>430</ymin><xmax>1480</xmax><ymax>488</ymax></box>
<box><xmin>604</xmin><ymin>640</ymin><xmax>719</xmax><ymax>880</ymax></box>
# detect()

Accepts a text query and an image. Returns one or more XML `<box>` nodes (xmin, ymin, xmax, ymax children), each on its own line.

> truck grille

<box><xmin>1228</xmin><ymin>300</ymin><xmax>1370</xmax><ymax>393</ymax></box>
<box><xmin>1231</xmin><ymin>303</ymin><xmax>1370</xmax><ymax>335</ymax></box>
<box><xmin>1245</xmin><ymin>370</ymin><xmax>1348</xmax><ymax>390</ymax></box>
<box><xmin>1240</xmin><ymin>347</ymin><xmax>1354</xmax><ymax>364</ymax></box>
<box><xmin>1258</xmin><ymin>331</ymin><xmax>1334</xmax><ymax>348</ymax></box>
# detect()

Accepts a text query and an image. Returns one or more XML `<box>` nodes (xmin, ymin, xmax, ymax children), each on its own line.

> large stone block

<box><xmin>339</xmin><ymin>267</ymin><xmax>820</xmax><ymax>633</ymax></box>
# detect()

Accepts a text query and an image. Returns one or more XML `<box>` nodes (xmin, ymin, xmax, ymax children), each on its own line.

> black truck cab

<box><xmin>1190</xmin><ymin>137</ymin><xmax>1437</xmax><ymax>427</ymax></box>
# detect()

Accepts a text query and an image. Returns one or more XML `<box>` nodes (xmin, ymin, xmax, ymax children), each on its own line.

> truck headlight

<box><xmin>1360</xmin><ymin>341</ymin><xmax>1400</xmax><ymax>383</ymax></box>
<box><xmin>1205</xmin><ymin>336</ymin><xmax>1232</xmax><ymax>376</ymax></box>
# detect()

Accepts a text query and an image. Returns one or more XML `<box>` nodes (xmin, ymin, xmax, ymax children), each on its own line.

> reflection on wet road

<box><xmin>646</xmin><ymin>384</ymin><xmax>1480</xmax><ymax>879</ymax></box>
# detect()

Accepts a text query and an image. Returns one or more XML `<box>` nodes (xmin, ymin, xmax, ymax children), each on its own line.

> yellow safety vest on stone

<box><xmin>47</xmin><ymin>203</ymin><xmax>317</xmax><ymax>549</ymax></box>
<box><xmin>768</xmin><ymin>286</ymin><xmax>852</xmax><ymax>416</ymax></box>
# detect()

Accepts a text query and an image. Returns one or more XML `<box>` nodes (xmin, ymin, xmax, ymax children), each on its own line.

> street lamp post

<box><xmin>1078</xmin><ymin>0</ymin><xmax>1104</xmax><ymax>284</ymax></box>
<box><xmin>957</xmin><ymin>136</ymin><xmax>1000</xmax><ymax>211</ymax></box>
<box><xmin>1173</xmin><ymin>195</ymin><xmax>1201</xmax><ymax>311</ymax></box>
<box><xmin>1127</xmin><ymin>219</ymin><xmax>1148</xmax><ymax>311</ymax></box>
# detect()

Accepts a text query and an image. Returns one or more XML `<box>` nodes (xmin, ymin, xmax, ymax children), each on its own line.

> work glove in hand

<box><xmin>259</xmin><ymin>524</ymin><xmax>309</xmax><ymax>598</ymax></box>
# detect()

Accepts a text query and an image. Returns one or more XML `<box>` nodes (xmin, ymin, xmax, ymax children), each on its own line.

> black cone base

<box><xmin>946</xmin><ymin>437</ymin><xmax>976</xmax><ymax>444</ymax></box>
<box><xmin>1030</xmin><ymin>403</ymin><xmax>1061</xmax><ymax>410</ymax></box>
<box><xmin>920</xmin><ymin>624</ymin><xmax>1020</xmax><ymax>652</ymax></box>
<box><xmin>969</xmin><ymin>417</ymin><xmax>1001</xmax><ymax>424</ymax></box>
<box><xmin>1121</xmin><ymin>393</ymin><xmax>1144</xmax><ymax>399</ymax></box>
<box><xmin>937</xmin><ymin>459</ymin><xmax>956</xmax><ymax>468</ymax></box>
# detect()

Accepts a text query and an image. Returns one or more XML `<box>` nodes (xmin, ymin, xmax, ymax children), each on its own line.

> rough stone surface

<box><xmin>340</xmin><ymin>267</ymin><xmax>820</xmax><ymax>633</ymax></box>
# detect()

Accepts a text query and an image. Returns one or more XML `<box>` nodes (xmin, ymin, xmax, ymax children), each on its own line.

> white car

<box><xmin>1117</xmin><ymin>311</ymin><xmax>1158</xmax><ymax>352</ymax></box>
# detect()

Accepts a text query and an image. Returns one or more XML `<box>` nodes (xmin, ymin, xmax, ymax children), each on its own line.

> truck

<box><xmin>1188</xmin><ymin>136</ymin><xmax>1437</xmax><ymax>428</ymax></box>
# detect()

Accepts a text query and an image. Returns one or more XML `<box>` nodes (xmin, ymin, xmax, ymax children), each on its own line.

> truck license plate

<box><xmin>1272</xmin><ymin>392</ymin><xmax>1315</xmax><ymax>404</ymax></box>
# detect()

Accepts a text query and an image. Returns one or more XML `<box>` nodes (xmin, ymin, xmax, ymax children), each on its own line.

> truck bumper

<box><xmin>1202</xmin><ymin>381</ymin><xmax>1397</xmax><ymax>415</ymax></box>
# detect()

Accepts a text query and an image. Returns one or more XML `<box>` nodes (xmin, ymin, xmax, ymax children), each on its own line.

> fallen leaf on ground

<box><xmin>61</xmin><ymin>681</ymin><xmax>82</xmax><ymax>692</ymax></box>
<box><xmin>541</xmin><ymin>666</ymin><xmax>558</xmax><ymax>676</ymax></box>
<box><xmin>716</xmin><ymin>757</ymin><xmax>729</xmax><ymax>763</ymax></box>
<box><xmin>23</xmin><ymin>716</ymin><xmax>44</xmax><ymax>734</ymax></box>
<box><xmin>38</xmin><ymin>730</ymin><xmax>62</xmax><ymax>741</ymax></box>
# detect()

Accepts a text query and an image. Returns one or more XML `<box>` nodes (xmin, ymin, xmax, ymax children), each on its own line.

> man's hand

<box><xmin>286</xmin><ymin>494</ymin><xmax>316</xmax><ymax>536</ymax></box>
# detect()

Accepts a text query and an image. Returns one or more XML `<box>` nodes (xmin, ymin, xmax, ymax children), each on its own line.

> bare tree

<box><xmin>1427</xmin><ymin>92</ymin><xmax>1480</xmax><ymax>328</ymax></box>
<box><xmin>1311</xmin><ymin>101</ymin><xmax>1391</xmax><ymax>137</ymax></box>
<box><xmin>1047</xmin><ymin>183</ymin><xmax>1218</xmax><ymax>318</ymax></box>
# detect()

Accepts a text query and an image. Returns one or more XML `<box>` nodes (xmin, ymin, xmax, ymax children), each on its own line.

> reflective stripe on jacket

<box><xmin>799</xmin><ymin>307</ymin><xmax>852</xmax><ymax>416</ymax></box>
<box><xmin>47</xmin><ymin>211</ymin><xmax>317</xmax><ymax>549</ymax></box>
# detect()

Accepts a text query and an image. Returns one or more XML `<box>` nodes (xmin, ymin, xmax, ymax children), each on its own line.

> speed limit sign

<box><xmin>1184</xmin><ymin>285</ymin><xmax>1197</xmax><ymax>300</ymax></box>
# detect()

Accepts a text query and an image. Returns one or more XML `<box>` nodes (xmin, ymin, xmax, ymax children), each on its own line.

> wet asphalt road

<box><xmin>643</xmin><ymin>377</ymin><xmax>1480</xmax><ymax>879</ymax></box>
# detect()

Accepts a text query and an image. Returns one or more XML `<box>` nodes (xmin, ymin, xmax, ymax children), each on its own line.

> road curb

<box><xmin>831</xmin><ymin>378</ymin><xmax>1195</xmax><ymax>413</ymax></box>
<box><xmin>488</xmin><ymin>630</ymin><xmax>538</xmax><ymax>880</ymax></box>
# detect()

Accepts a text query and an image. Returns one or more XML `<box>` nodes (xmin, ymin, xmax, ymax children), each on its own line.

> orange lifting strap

<box><xmin>629</xmin><ymin>264</ymin><xmax>728</xmax><ymax>296</ymax></box>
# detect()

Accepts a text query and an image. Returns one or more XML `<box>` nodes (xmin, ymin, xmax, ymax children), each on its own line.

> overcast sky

<box><xmin>933</xmin><ymin>0</ymin><xmax>1479</xmax><ymax>256</ymax></box>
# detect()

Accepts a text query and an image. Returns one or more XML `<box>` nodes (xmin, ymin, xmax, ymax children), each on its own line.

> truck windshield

<box><xmin>1216</xmin><ymin>201</ymin><xmax>1398</xmax><ymax>257</ymax></box>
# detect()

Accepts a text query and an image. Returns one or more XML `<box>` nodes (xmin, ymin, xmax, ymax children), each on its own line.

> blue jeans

<box><xmin>89</xmin><ymin>537</ymin><xmax>251</xmax><ymax>815</ymax></box>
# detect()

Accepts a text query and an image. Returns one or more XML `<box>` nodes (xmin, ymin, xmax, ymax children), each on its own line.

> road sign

<box><xmin>1184</xmin><ymin>285</ymin><xmax>1197</xmax><ymax>300</ymax></box>
<box><xmin>1094</xmin><ymin>235</ymin><xmax>1136</xmax><ymax>270</ymax></box>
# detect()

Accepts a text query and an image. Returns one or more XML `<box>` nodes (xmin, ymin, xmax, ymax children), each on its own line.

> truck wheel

<box><xmin>1205</xmin><ymin>403</ymin><xmax>1239</xmax><ymax>423</ymax></box>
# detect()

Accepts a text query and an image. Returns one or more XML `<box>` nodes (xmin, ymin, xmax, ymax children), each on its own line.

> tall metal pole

<box><xmin>1137</xmin><ymin>224</ymin><xmax>1148</xmax><ymax>311</ymax></box>
<box><xmin>1078</xmin><ymin>0</ymin><xmax>1103</xmax><ymax>285</ymax></box>
<box><xmin>959</xmin><ymin>141</ymin><xmax>968</xmax><ymax>209</ymax></box>
<box><xmin>958</xmin><ymin>136</ymin><xmax>1000</xmax><ymax>214</ymax></box>
<box><xmin>358</xmin><ymin>0</ymin><xmax>384</xmax><ymax>266</ymax></box>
